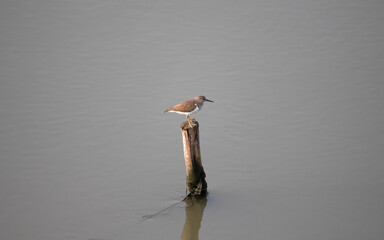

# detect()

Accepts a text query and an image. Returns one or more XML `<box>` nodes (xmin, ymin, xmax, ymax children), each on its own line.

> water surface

<box><xmin>1</xmin><ymin>0</ymin><xmax>383</xmax><ymax>239</ymax></box>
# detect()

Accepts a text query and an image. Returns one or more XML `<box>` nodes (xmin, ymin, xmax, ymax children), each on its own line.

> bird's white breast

<box><xmin>167</xmin><ymin>105</ymin><xmax>200</xmax><ymax>115</ymax></box>
<box><xmin>189</xmin><ymin>105</ymin><xmax>200</xmax><ymax>115</ymax></box>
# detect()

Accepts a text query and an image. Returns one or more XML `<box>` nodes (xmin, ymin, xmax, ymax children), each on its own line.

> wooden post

<box><xmin>181</xmin><ymin>119</ymin><xmax>207</xmax><ymax>197</ymax></box>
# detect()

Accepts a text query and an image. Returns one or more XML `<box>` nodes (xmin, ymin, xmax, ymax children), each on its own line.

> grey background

<box><xmin>1</xmin><ymin>0</ymin><xmax>383</xmax><ymax>239</ymax></box>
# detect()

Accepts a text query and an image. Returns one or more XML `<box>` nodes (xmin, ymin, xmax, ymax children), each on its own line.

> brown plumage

<box><xmin>163</xmin><ymin>98</ymin><xmax>198</xmax><ymax>113</ymax></box>
<box><xmin>163</xmin><ymin>96</ymin><xmax>214</xmax><ymax>127</ymax></box>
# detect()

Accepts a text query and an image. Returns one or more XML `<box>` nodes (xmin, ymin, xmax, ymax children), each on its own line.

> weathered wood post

<box><xmin>180</xmin><ymin>119</ymin><xmax>207</xmax><ymax>197</ymax></box>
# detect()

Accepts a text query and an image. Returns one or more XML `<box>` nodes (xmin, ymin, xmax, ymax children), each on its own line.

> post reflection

<box><xmin>181</xmin><ymin>197</ymin><xmax>207</xmax><ymax>240</ymax></box>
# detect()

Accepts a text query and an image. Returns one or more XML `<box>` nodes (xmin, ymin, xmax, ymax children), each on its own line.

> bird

<box><xmin>163</xmin><ymin>96</ymin><xmax>214</xmax><ymax>128</ymax></box>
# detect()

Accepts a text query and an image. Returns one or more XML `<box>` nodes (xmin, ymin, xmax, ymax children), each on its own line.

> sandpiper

<box><xmin>163</xmin><ymin>96</ymin><xmax>214</xmax><ymax>127</ymax></box>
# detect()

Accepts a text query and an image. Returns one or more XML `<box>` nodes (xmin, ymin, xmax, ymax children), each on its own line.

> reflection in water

<box><xmin>181</xmin><ymin>197</ymin><xmax>207</xmax><ymax>240</ymax></box>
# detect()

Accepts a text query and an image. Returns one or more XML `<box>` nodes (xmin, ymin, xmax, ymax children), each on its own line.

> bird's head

<box><xmin>197</xmin><ymin>96</ymin><xmax>214</xmax><ymax>103</ymax></box>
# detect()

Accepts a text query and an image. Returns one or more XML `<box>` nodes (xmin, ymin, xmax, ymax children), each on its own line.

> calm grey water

<box><xmin>1</xmin><ymin>0</ymin><xmax>384</xmax><ymax>239</ymax></box>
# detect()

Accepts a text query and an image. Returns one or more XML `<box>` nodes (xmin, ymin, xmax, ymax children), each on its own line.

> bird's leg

<box><xmin>186</xmin><ymin>115</ymin><xmax>194</xmax><ymax>128</ymax></box>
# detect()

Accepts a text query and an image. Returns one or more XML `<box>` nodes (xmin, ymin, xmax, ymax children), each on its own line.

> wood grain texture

<box><xmin>180</xmin><ymin>120</ymin><xmax>207</xmax><ymax>197</ymax></box>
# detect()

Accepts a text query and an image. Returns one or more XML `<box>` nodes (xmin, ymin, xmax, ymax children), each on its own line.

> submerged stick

<box><xmin>140</xmin><ymin>193</ymin><xmax>194</xmax><ymax>223</ymax></box>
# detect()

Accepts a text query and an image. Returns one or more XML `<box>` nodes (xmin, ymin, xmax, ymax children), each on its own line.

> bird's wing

<box><xmin>166</xmin><ymin>99</ymin><xmax>197</xmax><ymax>113</ymax></box>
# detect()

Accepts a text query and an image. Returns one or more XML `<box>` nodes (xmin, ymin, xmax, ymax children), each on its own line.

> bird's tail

<box><xmin>162</xmin><ymin>109</ymin><xmax>170</xmax><ymax>113</ymax></box>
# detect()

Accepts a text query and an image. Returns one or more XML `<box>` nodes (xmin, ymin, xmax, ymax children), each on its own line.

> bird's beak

<box><xmin>206</xmin><ymin>99</ymin><xmax>214</xmax><ymax>103</ymax></box>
